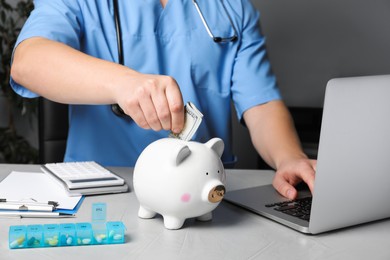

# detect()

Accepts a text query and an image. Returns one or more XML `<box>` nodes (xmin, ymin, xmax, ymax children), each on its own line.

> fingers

<box><xmin>166</xmin><ymin>83</ymin><xmax>184</xmax><ymax>134</ymax></box>
<box><xmin>119</xmin><ymin>75</ymin><xmax>184</xmax><ymax>132</ymax></box>
<box><xmin>138</xmin><ymin>93</ymin><xmax>163</xmax><ymax>131</ymax></box>
<box><xmin>151</xmin><ymin>93</ymin><xmax>172</xmax><ymax>131</ymax></box>
<box><xmin>272</xmin><ymin>173</ymin><xmax>298</xmax><ymax>200</ymax></box>
<box><xmin>300</xmin><ymin>159</ymin><xmax>316</xmax><ymax>193</ymax></box>
<box><xmin>272</xmin><ymin>159</ymin><xmax>316</xmax><ymax>200</ymax></box>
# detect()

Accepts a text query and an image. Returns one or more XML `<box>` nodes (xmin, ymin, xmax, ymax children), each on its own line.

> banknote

<box><xmin>169</xmin><ymin>102</ymin><xmax>203</xmax><ymax>141</ymax></box>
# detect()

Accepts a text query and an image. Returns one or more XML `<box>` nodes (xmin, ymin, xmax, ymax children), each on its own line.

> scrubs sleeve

<box><xmin>231</xmin><ymin>0</ymin><xmax>282</xmax><ymax>121</ymax></box>
<box><xmin>9</xmin><ymin>0</ymin><xmax>83</xmax><ymax>98</ymax></box>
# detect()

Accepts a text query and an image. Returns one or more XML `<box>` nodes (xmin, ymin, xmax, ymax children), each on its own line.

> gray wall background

<box><xmin>256</xmin><ymin>0</ymin><xmax>390</xmax><ymax>108</ymax></box>
<box><xmin>233</xmin><ymin>0</ymin><xmax>390</xmax><ymax>168</ymax></box>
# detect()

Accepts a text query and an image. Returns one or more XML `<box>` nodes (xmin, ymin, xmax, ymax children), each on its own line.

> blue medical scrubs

<box><xmin>10</xmin><ymin>0</ymin><xmax>281</xmax><ymax>167</ymax></box>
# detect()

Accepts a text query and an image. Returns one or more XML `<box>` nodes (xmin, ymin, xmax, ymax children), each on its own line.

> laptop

<box><xmin>224</xmin><ymin>74</ymin><xmax>390</xmax><ymax>234</ymax></box>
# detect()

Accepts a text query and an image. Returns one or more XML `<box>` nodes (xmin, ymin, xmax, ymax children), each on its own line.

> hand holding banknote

<box><xmin>169</xmin><ymin>102</ymin><xmax>203</xmax><ymax>141</ymax></box>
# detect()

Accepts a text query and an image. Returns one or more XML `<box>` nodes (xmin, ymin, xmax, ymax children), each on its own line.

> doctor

<box><xmin>10</xmin><ymin>0</ymin><xmax>315</xmax><ymax>199</ymax></box>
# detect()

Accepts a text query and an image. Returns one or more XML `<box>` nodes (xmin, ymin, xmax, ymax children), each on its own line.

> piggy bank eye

<box><xmin>206</xmin><ymin>172</ymin><xmax>209</xmax><ymax>175</ymax></box>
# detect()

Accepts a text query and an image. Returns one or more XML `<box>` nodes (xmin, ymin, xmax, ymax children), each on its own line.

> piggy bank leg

<box><xmin>163</xmin><ymin>216</ymin><xmax>185</xmax><ymax>230</ymax></box>
<box><xmin>138</xmin><ymin>206</ymin><xmax>156</xmax><ymax>219</ymax></box>
<box><xmin>196</xmin><ymin>212</ymin><xmax>212</xmax><ymax>222</ymax></box>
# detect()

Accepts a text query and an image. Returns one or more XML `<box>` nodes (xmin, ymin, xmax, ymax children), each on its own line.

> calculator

<box><xmin>41</xmin><ymin>162</ymin><xmax>127</xmax><ymax>194</ymax></box>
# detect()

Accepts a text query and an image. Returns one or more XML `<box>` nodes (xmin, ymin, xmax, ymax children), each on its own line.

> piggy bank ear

<box><xmin>172</xmin><ymin>143</ymin><xmax>191</xmax><ymax>166</ymax></box>
<box><xmin>205</xmin><ymin>138</ymin><xmax>224</xmax><ymax>158</ymax></box>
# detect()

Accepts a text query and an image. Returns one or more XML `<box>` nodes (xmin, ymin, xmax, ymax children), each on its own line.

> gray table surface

<box><xmin>0</xmin><ymin>164</ymin><xmax>389</xmax><ymax>260</ymax></box>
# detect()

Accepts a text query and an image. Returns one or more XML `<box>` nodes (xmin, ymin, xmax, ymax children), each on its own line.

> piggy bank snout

<box><xmin>208</xmin><ymin>185</ymin><xmax>226</xmax><ymax>203</ymax></box>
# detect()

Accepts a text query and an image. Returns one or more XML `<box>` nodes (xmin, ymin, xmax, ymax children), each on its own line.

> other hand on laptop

<box><xmin>272</xmin><ymin>158</ymin><xmax>316</xmax><ymax>200</ymax></box>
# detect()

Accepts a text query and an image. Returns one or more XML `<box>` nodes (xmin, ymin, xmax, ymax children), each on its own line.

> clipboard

<box><xmin>0</xmin><ymin>198</ymin><xmax>57</xmax><ymax>211</ymax></box>
<box><xmin>0</xmin><ymin>171</ymin><xmax>83</xmax><ymax>217</ymax></box>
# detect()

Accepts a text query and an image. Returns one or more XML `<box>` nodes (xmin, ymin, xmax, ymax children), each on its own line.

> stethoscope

<box><xmin>111</xmin><ymin>0</ymin><xmax>238</xmax><ymax>117</ymax></box>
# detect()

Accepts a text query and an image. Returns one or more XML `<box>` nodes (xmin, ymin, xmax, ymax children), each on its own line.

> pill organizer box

<box><xmin>9</xmin><ymin>221</ymin><xmax>125</xmax><ymax>249</ymax></box>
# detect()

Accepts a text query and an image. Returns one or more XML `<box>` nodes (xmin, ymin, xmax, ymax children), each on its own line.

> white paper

<box><xmin>0</xmin><ymin>171</ymin><xmax>82</xmax><ymax>210</ymax></box>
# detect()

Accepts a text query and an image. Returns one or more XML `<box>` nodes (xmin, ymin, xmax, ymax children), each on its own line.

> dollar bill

<box><xmin>169</xmin><ymin>102</ymin><xmax>203</xmax><ymax>141</ymax></box>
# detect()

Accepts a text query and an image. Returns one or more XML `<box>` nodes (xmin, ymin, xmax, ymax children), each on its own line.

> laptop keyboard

<box><xmin>265</xmin><ymin>197</ymin><xmax>312</xmax><ymax>221</ymax></box>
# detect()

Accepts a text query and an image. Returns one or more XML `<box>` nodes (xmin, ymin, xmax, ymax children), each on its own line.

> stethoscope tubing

<box><xmin>110</xmin><ymin>0</ymin><xmax>237</xmax><ymax>118</ymax></box>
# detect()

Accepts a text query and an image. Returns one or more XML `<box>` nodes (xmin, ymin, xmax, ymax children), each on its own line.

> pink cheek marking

<box><xmin>181</xmin><ymin>193</ymin><xmax>191</xmax><ymax>203</ymax></box>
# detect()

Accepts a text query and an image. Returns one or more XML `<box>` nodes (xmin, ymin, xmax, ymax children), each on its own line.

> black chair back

<box><xmin>38</xmin><ymin>98</ymin><xmax>68</xmax><ymax>164</ymax></box>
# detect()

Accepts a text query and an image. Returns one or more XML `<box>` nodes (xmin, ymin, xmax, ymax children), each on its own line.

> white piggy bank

<box><xmin>133</xmin><ymin>137</ymin><xmax>226</xmax><ymax>230</ymax></box>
